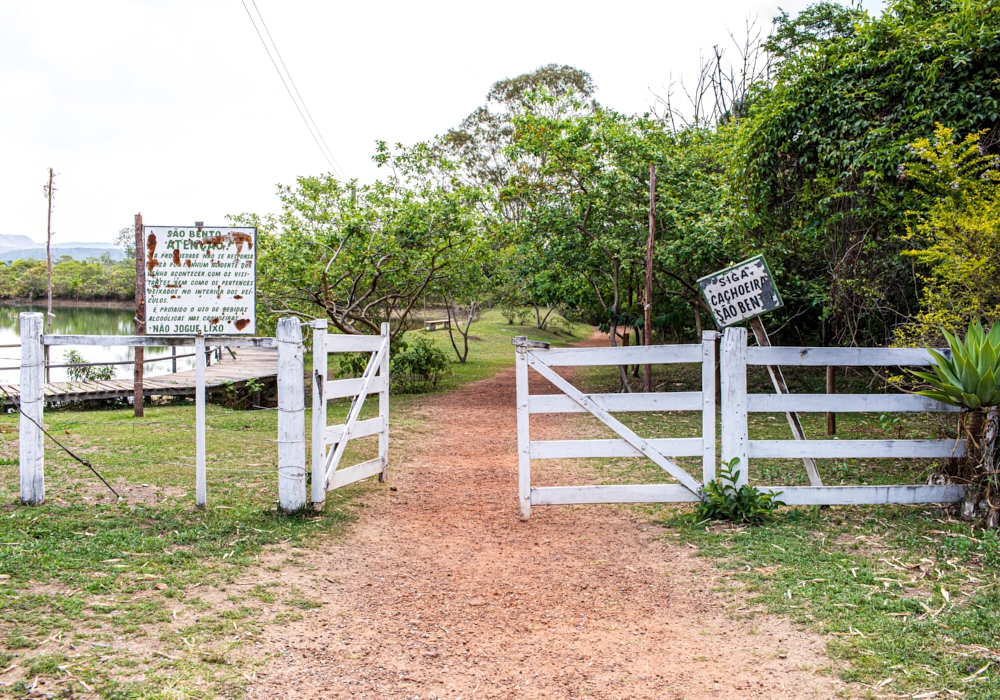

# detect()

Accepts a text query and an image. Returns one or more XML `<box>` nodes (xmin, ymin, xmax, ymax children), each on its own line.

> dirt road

<box><xmin>246</xmin><ymin>342</ymin><xmax>844</xmax><ymax>699</ymax></box>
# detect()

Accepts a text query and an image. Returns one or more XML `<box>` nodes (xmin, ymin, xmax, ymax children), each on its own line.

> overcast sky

<box><xmin>1</xmin><ymin>0</ymin><xmax>883</xmax><ymax>245</ymax></box>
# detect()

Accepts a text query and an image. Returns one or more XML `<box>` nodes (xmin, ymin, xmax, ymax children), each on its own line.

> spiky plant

<box><xmin>911</xmin><ymin>321</ymin><xmax>1000</xmax><ymax>410</ymax></box>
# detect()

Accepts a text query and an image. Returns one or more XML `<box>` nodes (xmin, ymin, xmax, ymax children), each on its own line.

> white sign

<box><xmin>697</xmin><ymin>255</ymin><xmax>782</xmax><ymax>328</ymax></box>
<box><xmin>144</xmin><ymin>226</ymin><xmax>256</xmax><ymax>335</ymax></box>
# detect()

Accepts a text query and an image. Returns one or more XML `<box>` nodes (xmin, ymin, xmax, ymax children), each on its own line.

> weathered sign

<box><xmin>144</xmin><ymin>225</ymin><xmax>256</xmax><ymax>335</ymax></box>
<box><xmin>697</xmin><ymin>255</ymin><xmax>782</xmax><ymax>328</ymax></box>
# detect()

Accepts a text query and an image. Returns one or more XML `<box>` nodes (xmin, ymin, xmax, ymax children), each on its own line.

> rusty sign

<box><xmin>697</xmin><ymin>254</ymin><xmax>783</xmax><ymax>328</ymax></box>
<box><xmin>144</xmin><ymin>225</ymin><xmax>256</xmax><ymax>335</ymax></box>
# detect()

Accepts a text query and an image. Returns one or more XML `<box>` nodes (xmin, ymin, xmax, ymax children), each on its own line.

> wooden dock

<box><xmin>0</xmin><ymin>346</ymin><xmax>278</xmax><ymax>405</ymax></box>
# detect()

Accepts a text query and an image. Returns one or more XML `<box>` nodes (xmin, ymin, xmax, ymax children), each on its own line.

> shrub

<box><xmin>390</xmin><ymin>335</ymin><xmax>450</xmax><ymax>393</ymax></box>
<box><xmin>63</xmin><ymin>349</ymin><xmax>115</xmax><ymax>382</ymax></box>
<box><xmin>694</xmin><ymin>458</ymin><xmax>784</xmax><ymax>525</ymax></box>
<box><xmin>912</xmin><ymin>320</ymin><xmax>1000</xmax><ymax>410</ymax></box>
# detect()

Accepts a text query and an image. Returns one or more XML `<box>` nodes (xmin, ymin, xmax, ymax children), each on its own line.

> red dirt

<box><xmin>246</xmin><ymin>336</ymin><xmax>843</xmax><ymax>699</ymax></box>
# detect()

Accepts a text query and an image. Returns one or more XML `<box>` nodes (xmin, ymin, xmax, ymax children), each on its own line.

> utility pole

<box><xmin>643</xmin><ymin>164</ymin><xmax>655</xmax><ymax>392</ymax></box>
<box><xmin>134</xmin><ymin>213</ymin><xmax>145</xmax><ymax>417</ymax></box>
<box><xmin>43</xmin><ymin>168</ymin><xmax>56</xmax><ymax>383</ymax></box>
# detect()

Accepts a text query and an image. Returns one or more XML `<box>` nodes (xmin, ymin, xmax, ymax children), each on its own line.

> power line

<box><xmin>250</xmin><ymin>0</ymin><xmax>347</xmax><ymax>180</ymax></box>
<box><xmin>239</xmin><ymin>0</ymin><xmax>347</xmax><ymax>179</ymax></box>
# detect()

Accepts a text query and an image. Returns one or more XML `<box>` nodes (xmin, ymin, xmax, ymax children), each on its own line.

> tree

<box><xmin>232</xmin><ymin>143</ymin><xmax>483</xmax><ymax>340</ymax></box>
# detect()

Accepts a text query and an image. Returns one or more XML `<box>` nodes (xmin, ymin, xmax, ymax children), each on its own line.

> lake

<box><xmin>0</xmin><ymin>304</ymin><xmax>196</xmax><ymax>384</ymax></box>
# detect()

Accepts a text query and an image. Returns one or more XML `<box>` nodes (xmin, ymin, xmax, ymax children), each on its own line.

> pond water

<box><xmin>0</xmin><ymin>304</ymin><xmax>196</xmax><ymax>384</ymax></box>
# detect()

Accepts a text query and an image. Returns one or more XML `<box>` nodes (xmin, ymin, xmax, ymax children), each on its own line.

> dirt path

<box><xmin>246</xmin><ymin>338</ymin><xmax>844</xmax><ymax>699</ymax></box>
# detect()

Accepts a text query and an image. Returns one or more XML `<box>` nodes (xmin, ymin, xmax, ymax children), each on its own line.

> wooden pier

<box><xmin>0</xmin><ymin>346</ymin><xmax>277</xmax><ymax>405</ymax></box>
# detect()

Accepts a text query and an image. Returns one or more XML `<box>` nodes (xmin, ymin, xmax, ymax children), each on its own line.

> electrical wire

<box><xmin>0</xmin><ymin>385</ymin><xmax>120</xmax><ymax>499</ymax></box>
<box><xmin>239</xmin><ymin>0</ymin><xmax>347</xmax><ymax>179</ymax></box>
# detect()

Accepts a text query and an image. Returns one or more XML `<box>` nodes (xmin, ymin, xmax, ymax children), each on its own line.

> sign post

<box><xmin>698</xmin><ymin>255</ymin><xmax>823</xmax><ymax>487</ymax></box>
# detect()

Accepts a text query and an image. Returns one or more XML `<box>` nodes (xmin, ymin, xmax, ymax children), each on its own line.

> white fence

<box><xmin>17</xmin><ymin>311</ymin><xmax>291</xmax><ymax>508</ymax></box>
<box><xmin>720</xmin><ymin>326</ymin><xmax>966</xmax><ymax>505</ymax></box>
<box><xmin>515</xmin><ymin>332</ymin><xmax>719</xmax><ymax>519</ymax></box>
<box><xmin>310</xmin><ymin>320</ymin><xmax>390</xmax><ymax>507</ymax></box>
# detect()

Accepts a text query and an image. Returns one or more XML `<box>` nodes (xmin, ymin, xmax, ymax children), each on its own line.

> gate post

<box><xmin>515</xmin><ymin>341</ymin><xmax>531</xmax><ymax>519</ymax></box>
<box><xmin>720</xmin><ymin>327</ymin><xmax>749</xmax><ymax>487</ymax></box>
<box><xmin>311</xmin><ymin>319</ymin><xmax>327</xmax><ymax>506</ymax></box>
<box><xmin>277</xmin><ymin>317</ymin><xmax>307</xmax><ymax>512</ymax></box>
<box><xmin>378</xmin><ymin>321</ymin><xmax>390</xmax><ymax>482</ymax></box>
<box><xmin>19</xmin><ymin>312</ymin><xmax>45</xmax><ymax>505</ymax></box>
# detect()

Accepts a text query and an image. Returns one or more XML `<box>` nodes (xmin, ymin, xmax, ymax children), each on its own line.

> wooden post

<box><xmin>311</xmin><ymin>319</ymin><xmax>327</xmax><ymax>506</ymax></box>
<box><xmin>134</xmin><ymin>213</ymin><xmax>145</xmax><ymax>417</ymax></box>
<box><xmin>720</xmin><ymin>327</ymin><xmax>748</xmax><ymax>487</ymax></box>
<box><xmin>826</xmin><ymin>366</ymin><xmax>836</xmax><ymax>435</ymax></box>
<box><xmin>378</xmin><ymin>321</ymin><xmax>390</xmax><ymax>482</ymax></box>
<box><xmin>44</xmin><ymin>168</ymin><xmax>55</xmax><ymax>384</ymax></box>
<box><xmin>643</xmin><ymin>164</ymin><xmax>655</xmax><ymax>392</ymax></box>
<box><xmin>701</xmin><ymin>330</ymin><xmax>718</xmax><ymax>484</ymax></box>
<box><xmin>748</xmin><ymin>316</ymin><xmax>823</xmax><ymax>487</ymax></box>
<box><xmin>195</xmin><ymin>334</ymin><xmax>206</xmax><ymax>507</ymax></box>
<box><xmin>171</xmin><ymin>346</ymin><xmax>177</xmax><ymax>374</ymax></box>
<box><xmin>515</xmin><ymin>339</ymin><xmax>531</xmax><ymax>519</ymax></box>
<box><xmin>19</xmin><ymin>312</ymin><xmax>45</xmax><ymax>505</ymax></box>
<box><xmin>277</xmin><ymin>317</ymin><xmax>307</xmax><ymax>512</ymax></box>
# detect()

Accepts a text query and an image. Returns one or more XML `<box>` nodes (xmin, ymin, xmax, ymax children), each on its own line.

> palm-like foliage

<box><xmin>912</xmin><ymin>321</ymin><xmax>1000</xmax><ymax>409</ymax></box>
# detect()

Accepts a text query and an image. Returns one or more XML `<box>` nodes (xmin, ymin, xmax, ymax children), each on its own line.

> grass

<box><xmin>0</xmin><ymin>308</ymin><xmax>590</xmax><ymax>698</ymax></box>
<box><xmin>551</xmin><ymin>360</ymin><xmax>999</xmax><ymax>698</ymax></box>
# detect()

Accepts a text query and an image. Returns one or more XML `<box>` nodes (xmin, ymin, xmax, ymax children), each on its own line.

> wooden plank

<box><xmin>324</xmin><ymin>374</ymin><xmax>387</xmax><ymax>401</ymax></box>
<box><xmin>42</xmin><ymin>335</ymin><xmax>278</xmax><ymax>348</ymax></box>
<box><xmin>528</xmin><ymin>391</ymin><xmax>702</xmax><ymax>414</ymax></box>
<box><xmin>327</xmin><ymin>457</ymin><xmax>384</xmax><ymax>490</ymax></box>
<box><xmin>530</xmin><ymin>343</ymin><xmax>702</xmax><ymax>367</ymax></box>
<box><xmin>311</xmin><ymin>319</ymin><xmax>327</xmax><ymax>506</ymax></box>
<box><xmin>325</xmin><ymin>334</ymin><xmax>384</xmax><ymax>353</ymax></box>
<box><xmin>702</xmin><ymin>331</ymin><xmax>717</xmax><ymax>483</ymax></box>
<box><xmin>720</xmin><ymin>327</ymin><xmax>749</xmax><ymax>486</ymax></box>
<box><xmin>759</xmin><ymin>484</ymin><xmax>965</xmax><ymax>505</ymax></box>
<box><xmin>516</xmin><ymin>348</ymin><xmax>531</xmax><ymax>519</ymax></box>
<box><xmin>526</xmin><ymin>352</ymin><xmax>702</xmax><ymax>494</ymax></box>
<box><xmin>748</xmin><ymin>393</ymin><xmax>959</xmax><ymax>413</ymax></box>
<box><xmin>747</xmin><ymin>346</ymin><xmax>948</xmax><ymax>367</ymax></box>
<box><xmin>325</xmin><ymin>417</ymin><xmax>384</xmax><ymax>445</ymax></box>
<box><xmin>749</xmin><ymin>439</ymin><xmax>966</xmax><ymax>459</ymax></box>
<box><xmin>531</xmin><ymin>484</ymin><xmax>700</xmax><ymax>506</ymax></box>
<box><xmin>529</xmin><ymin>437</ymin><xmax>703</xmax><ymax>459</ymax></box>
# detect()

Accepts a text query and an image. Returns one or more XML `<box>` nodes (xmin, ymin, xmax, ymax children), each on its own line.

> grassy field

<box><xmin>0</xmin><ymin>310</ymin><xmax>590</xmax><ymax>699</ymax></box>
<box><xmin>551</xmin><ymin>361</ymin><xmax>1000</xmax><ymax>698</ymax></box>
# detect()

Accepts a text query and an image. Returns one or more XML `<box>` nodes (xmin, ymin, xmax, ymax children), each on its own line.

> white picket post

<box><xmin>378</xmin><ymin>322</ymin><xmax>390</xmax><ymax>482</ymax></box>
<box><xmin>720</xmin><ymin>327</ymin><xmax>749</xmax><ymax>487</ymax></box>
<box><xmin>516</xmin><ymin>346</ymin><xmax>531</xmax><ymax>519</ymax></box>
<box><xmin>18</xmin><ymin>312</ymin><xmax>45</xmax><ymax>505</ymax></box>
<box><xmin>195</xmin><ymin>335</ymin><xmax>206</xmax><ymax>507</ymax></box>
<box><xmin>277</xmin><ymin>317</ymin><xmax>307</xmax><ymax>512</ymax></box>
<box><xmin>701</xmin><ymin>331</ymin><xmax>718</xmax><ymax>485</ymax></box>
<box><xmin>311</xmin><ymin>319</ymin><xmax>328</xmax><ymax>505</ymax></box>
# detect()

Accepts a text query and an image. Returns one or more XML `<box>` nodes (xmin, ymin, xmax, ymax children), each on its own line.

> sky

<box><xmin>0</xmin><ymin>0</ymin><xmax>885</xmax><ymax>245</ymax></box>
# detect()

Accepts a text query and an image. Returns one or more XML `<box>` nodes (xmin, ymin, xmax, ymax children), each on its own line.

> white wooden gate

<box><xmin>310</xmin><ymin>320</ymin><xmax>390</xmax><ymax>506</ymax></box>
<box><xmin>514</xmin><ymin>332</ymin><xmax>719</xmax><ymax>519</ymax></box>
<box><xmin>720</xmin><ymin>326</ymin><xmax>966</xmax><ymax>505</ymax></box>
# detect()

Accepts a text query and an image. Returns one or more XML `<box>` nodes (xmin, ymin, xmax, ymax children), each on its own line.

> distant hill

<box><xmin>0</xmin><ymin>234</ymin><xmax>38</xmax><ymax>249</ymax></box>
<box><xmin>0</xmin><ymin>247</ymin><xmax>125</xmax><ymax>263</ymax></box>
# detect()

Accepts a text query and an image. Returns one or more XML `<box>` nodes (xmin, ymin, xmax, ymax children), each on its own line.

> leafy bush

<box><xmin>390</xmin><ymin>335</ymin><xmax>450</xmax><ymax>393</ymax></box>
<box><xmin>63</xmin><ymin>349</ymin><xmax>115</xmax><ymax>382</ymax></box>
<box><xmin>912</xmin><ymin>320</ymin><xmax>1000</xmax><ymax>410</ymax></box>
<box><xmin>694</xmin><ymin>458</ymin><xmax>784</xmax><ymax>525</ymax></box>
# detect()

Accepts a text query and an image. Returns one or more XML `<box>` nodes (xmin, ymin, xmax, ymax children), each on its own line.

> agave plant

<box><xmin>911</xmin><ymin>321</ymin><xmax>1000</xmax><ymax>410</ymax></box>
